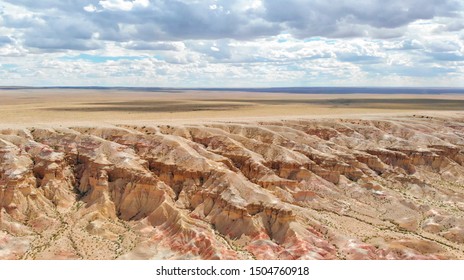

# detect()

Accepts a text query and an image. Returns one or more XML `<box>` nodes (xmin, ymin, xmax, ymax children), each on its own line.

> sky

<box><xmin>0</xmin><ymin>0</ymin><xmax>463</xmax><ymax>87</ymax></box>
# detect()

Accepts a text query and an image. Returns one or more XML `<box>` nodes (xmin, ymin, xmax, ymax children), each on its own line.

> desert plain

<box><xmin>1</xmin><ymin>88</ymin><xmax>464</xmax><ymax>259</ymax></box>
<box><xmin>2</xmin><ymin>88</ymin><xmax>464</xmax><ymax>124</ymax></box>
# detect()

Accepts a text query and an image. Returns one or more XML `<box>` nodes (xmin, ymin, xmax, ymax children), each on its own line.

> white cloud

<box><xmin>83</xmin><ymin>4</ymin><xmax>98</xmax><ymax>13</ymax></box>
<box><xmin>0</xmin><ymin>0</ymin><xmax>462</xmax><ymax>87</ymax></box>
<box><xmin>134</xmin><ymin>0</ymin><xmax>150</xmax><ymax>8</ymax></box>
<box><xmin>99</xmin><ymin>0</ymin><xmax>134</xmax><ymax>11</ymax></box>
<box><xmin>99</xmin><ymin>0</ymin><xmax>150</xmax><ymax>11</ymax></box>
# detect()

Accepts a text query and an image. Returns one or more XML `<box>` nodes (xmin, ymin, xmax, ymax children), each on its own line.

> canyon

<box><xmin>1</xmin><ymin>114</ymin><xmax>464</xmax><ymax>259</ymax></box>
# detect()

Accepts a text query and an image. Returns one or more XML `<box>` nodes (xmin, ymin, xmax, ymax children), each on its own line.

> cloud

<box><xmin>24</xmin><ymin>38</ymin><xmax>101</xmax><ymax>51</ymax></box>
<box><xmin>99</xmin><ymin>0</ymin><xmax>150</xmax><ymax>12</ymax></box>
<box><xmin>262</xmin><ymin>0</ymin><xmax>462</xmax><ymax>38</ymax></box>
<box><xmin>2</xmin><ymin>0</ymin><xmax>278</xmax><ymax>44</ymax></box>
<box><xmin>434</xmin><ymin>19</ymin><xmax>464</xmax><ymax>32</ymax></box>
<box><xmin>1</xmin><ymin>14</ymin><xmax>41</xmax><ymax>28</ymax></box>
<box><xmin>427</xmin><ymin>52</ymin><xmax>464</xmax><ymax>61</ymax></box>
<box><xmin>122</xmin><ymin>41</ymin><xmax>184</xmax><ymax>51</ymax></box>
<box><xmin>0</xmin><ymin>0</ymin><xmax>463</xmax><ymax>87</ymax></box>
<box><xmin>0</xmin><ymin>36</ymin><xmax>13</xmax><ymax>46</ymax></box>
<box><xmin>427</xmin><ymin>39</ymin><xmax>462</xmax><ymax>52</ymax></box>
<box><xmin>62</xmin><ymin>53</ymin><xmax>146</xmax><ymax>63</ymax></box>
<box><xmin>83</xmin><ymin>4</ymin><xmax>98</xmax><ymax>13</ymax></box>
<box><xmin>3</xmin><ymin>0</ymin><xmax>462</xmax><ymax>47</ymax></box>
<box><xmin>21</xmin><ymin>15</ymin><xmax>101</xmax><ymax>51</ymax></box>
<box><xmin>396</xmin><ymin>39</ymin><xmax>424</xmax><ymax>50</ymax></box>
<box><xmin>337</xmin><ymin>53</ymin><xmax>383</xmax><ymax>64</ymax></box>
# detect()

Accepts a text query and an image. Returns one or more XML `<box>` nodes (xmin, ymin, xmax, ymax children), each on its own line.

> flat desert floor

<box><xmin>1</xmin><ymin>88</ymin><xmax>464</xmax><ymax>125</ymax></box>
<box><xmin>1</xmin><ymin>88</ymin><xmax>464</xmax><ymax>260</ymax></box>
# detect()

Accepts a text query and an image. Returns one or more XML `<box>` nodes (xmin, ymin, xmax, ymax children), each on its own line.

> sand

<box><xmin>1</xmin><ymin>88</ymin><xmax>464</xmax><ymax>126</ymax></box>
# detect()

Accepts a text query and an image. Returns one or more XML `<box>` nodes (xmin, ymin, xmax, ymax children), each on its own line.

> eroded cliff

<box><xmin>1</xmin><ymin>114</ymin><xmax>464</xmax><ymax>259</ymax></box>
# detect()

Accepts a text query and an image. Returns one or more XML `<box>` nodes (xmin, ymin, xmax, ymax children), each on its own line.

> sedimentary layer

<box><xmin>1</xmin><ymin>114</ymin><xmax>464</xmax><ymax>259</ymax></box>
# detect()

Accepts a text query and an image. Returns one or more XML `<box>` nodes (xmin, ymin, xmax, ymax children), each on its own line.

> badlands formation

<box><xmin>1</xmin><ymin>113</ymin><xmax>464</xmax><ymax>259</ymax></box>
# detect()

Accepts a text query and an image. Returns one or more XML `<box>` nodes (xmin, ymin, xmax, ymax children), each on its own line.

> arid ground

<box><xmin>1</xmin><ymin>88</ymin><xmax>464</xmax><ymax>125</ymax></box>
<box><xmin>1</xmin><ymin>88</ymin><xmax>464</xmax><ymax>259</ymax></box>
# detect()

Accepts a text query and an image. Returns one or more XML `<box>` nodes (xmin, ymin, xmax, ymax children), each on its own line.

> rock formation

<box><xmin>1</xmin><ymin>114</ymin><xmax>464</xmax><ymax>259</ymax></box>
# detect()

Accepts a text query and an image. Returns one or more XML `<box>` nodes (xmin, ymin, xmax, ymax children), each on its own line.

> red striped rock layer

<box><xmin>1</xmin><ymin>114</ymin><xmax>464</xmax><ymax>259</ymax></box>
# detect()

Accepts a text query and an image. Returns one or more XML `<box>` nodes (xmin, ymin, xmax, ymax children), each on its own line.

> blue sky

<box><xmin>0</xmin><ymin>0</ymin><xmax>463</xmax><ymax>87</ymax></box>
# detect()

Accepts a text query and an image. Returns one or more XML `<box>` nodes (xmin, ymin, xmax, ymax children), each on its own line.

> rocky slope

<box><xmin>1</xmin><ymin>114</ymin><xmax>464</xmax><ymax>259</ymax></box>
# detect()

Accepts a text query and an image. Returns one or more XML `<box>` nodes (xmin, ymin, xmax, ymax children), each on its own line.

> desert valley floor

<box><xmin>1</xmin><ymin>89</ymin><xmax>464</xmax><ymax>259</ymax></box>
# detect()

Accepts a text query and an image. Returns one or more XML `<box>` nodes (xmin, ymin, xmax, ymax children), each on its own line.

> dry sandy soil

<box><xmin>1</xmin><ymin>88</ymin><xmax>464</xmax><ymax>259</ymax></box>
<box><xmin>1</xmin><ymin>88</ymin><xmax>464</xmax><ymax>125</ymax></box>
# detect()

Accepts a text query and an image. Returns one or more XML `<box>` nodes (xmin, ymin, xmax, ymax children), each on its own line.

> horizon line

<box><xmin>1</xmin><ymin>86</ymin><xmax>464</xmax><ymax>89</ymax></box>
<box><xmin>1</xmin><ymin>86</ymin><xmax>464</xmax><ymax>95</ymax></box>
